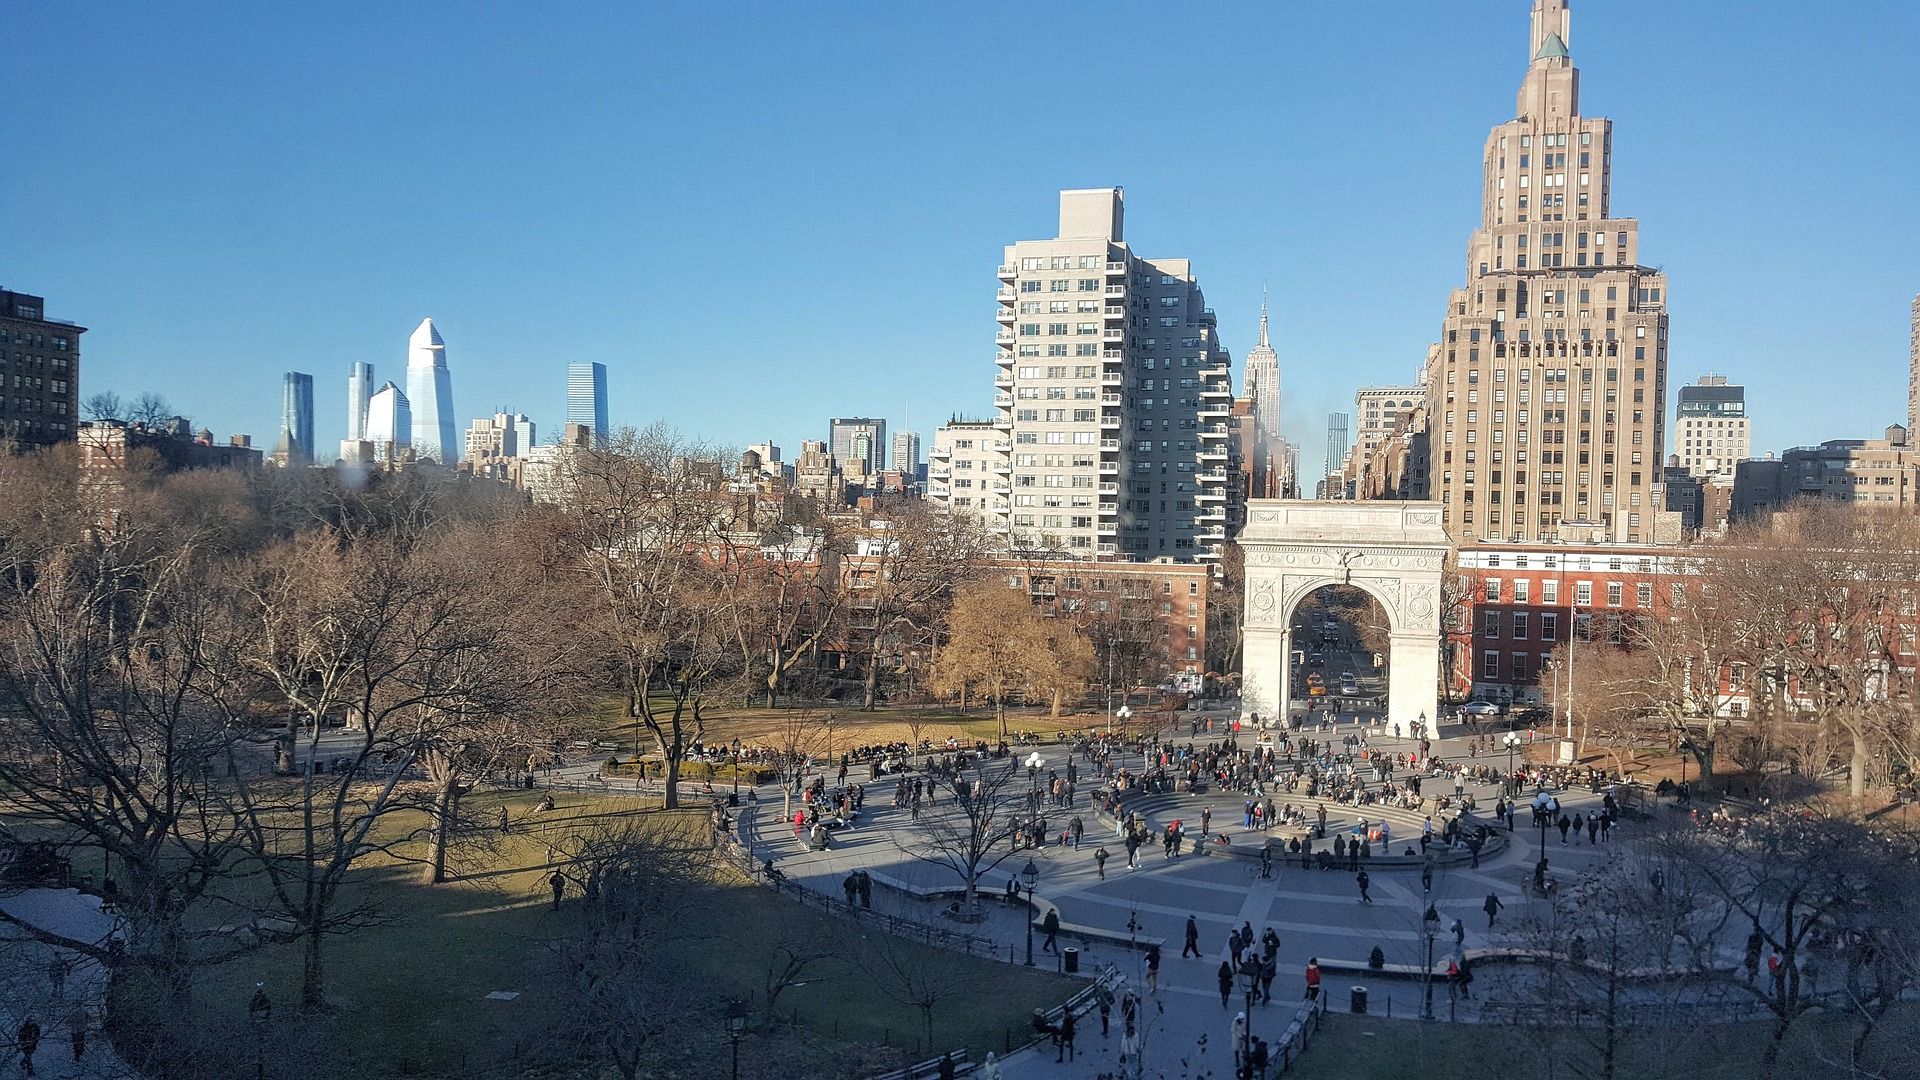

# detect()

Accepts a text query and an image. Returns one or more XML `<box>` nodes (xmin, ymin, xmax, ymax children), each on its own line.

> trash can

<box><xmin>1350</xmin><ymin>986</ymin><xmax>1368</xmax><ymax>1014</ymax></box>
<box><xmin>1063</xmin><ymin>947</ymin><xmax>1080</xmax><ymax>974</ymax></box>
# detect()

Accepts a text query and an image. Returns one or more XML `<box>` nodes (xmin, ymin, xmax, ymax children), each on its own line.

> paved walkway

<box><xmin>0</xmin><ymin>888</ymin><xmax>130</xmax><ymax>1078</ymax></box>
<box><xmin>743</xmin><ymin>713</ymin><xmax>1653</xmax><ymax>1078</ymax></box>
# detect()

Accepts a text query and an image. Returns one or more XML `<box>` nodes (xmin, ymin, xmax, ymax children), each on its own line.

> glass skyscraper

<box><xmin>566</xmin><ymin>361</ymin><xmax>609</xmax><ymax>446</ymax></box>
<box><xmin>279</xmin><ymin>370</ymin><xmax>314</xmax><ymax>465</ymax></box>
<box><xmin>406</xmin><ymin>318</ymin><xmax>457</xmax><ymax>463</ymax></box>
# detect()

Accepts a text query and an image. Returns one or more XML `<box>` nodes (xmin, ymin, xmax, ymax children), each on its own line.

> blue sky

<box><xmin>5</xmin><ymin>2</ymin><xmax>1917</xmax><ymax>480</ymax></box>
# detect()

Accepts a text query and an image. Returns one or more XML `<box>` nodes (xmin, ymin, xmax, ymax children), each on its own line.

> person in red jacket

<box><xmin>1304</xmin><ymin>959</ymin><xmax>1322</xmax><ymax>1001</ymax></box>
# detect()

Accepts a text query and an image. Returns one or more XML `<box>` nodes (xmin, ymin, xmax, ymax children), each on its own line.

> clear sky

<box><xmin>5</xmin><ymin>2</ymin><xmax>1917</xmax><ymax>480</ymax></box>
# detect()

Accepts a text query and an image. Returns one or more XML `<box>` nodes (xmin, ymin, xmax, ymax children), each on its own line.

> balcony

<box><xmin>997</xmin><ymin>286</ymin><xmax>1016</xmax><ymax>301</ymax></box>
<box><xmin>993</xmin><ymin>417</ymin><xmax>1013</xmax><ymax>430</ymax></box>
<box><xmin>1103</xmin><ymin>349</ymin><xmax>1123</xmax><ymax>359</ymax></box>
<box><xmin>989</xmin><ymin>440</ymin><xmax>1012</xmax><ymax>452</ymax></box>
<box><xmin>1201</xmin><ymin>383</ymin><xmax>1233</xmax><ymax>399</ymax></box>
<box><xmin>994</xmin><ymin>374</ymin><xmax>1014</xmax><ymax>389</ymax></box>
<box><xmin>1199</xmin><ymin>448</ymin><xmax>1227</xmax><ymax>463</ymax></box>
<box><xmin>1198</xmin><ymin>405</ymin><xmax>1231</xmax><ymax>420</ymax></box>
<box><xmin>1103</xmin><ymin>329</ymin><xmax>1125</xmax><ymax>341</ymax></box>
<box><xmin>1098</xmin><ymin>501</ymin><xmax>1118</xmax><ymax>516</ymax></box>
<box><xmin>1197</xmin><ymin>470</ymin><xmax>1229</xmax><ymax>485</ymax></box>
<box><xmin>1101</xmin><ymin>392</ymin><xmax>1121</xmax><ymax>404</ymax></box>
<box><xmin>998</xmin><ymin>265</ymin><xmax>1017</xmax><ymax>280</ymax></box>
<box><xmin>1105</xmin><ymin>284</ymin><xmax>1126</xmax><ymax>297</ymax></box>
<box><xmin>1195</xmin><ymin>488</ymin><xmax>1226</xmax><ymax>502</ymax></box>
<box><xmin>1199</xmin><ymin>424</ymin><xmax>1228</xmax><ymax>441</ymax></box>
<box><xmin>1097</xmin><ymin>522</ymin><xmax>1119</xmax><ymax>536</ymax></box>
<box><xmin>994</xmin><ymin>393</ymin><xmax>1013</xmax><ymax>407</ymax></box>
<box><xmin>1098</xmin><ymin>462</ymin><xmax>1119</xmax><ymax>476</ymax></box>
<box><xmin>995</xmin><ymin>352</ymin><xmax>1015</xmax><ymax>366</ymax></box>
<box><xmin>1099</xmin><ymin>438</ymin><xmax>1120</xmax><ymax>451</ymax></box>
<box><xmin>1097</xmin><ymin>543</ymin><xmax>1119</xmax><ymax>556</ymax></box>
<box><xmin>989</xmin><ymin>482</ymin><xmax>1011</xmax><ymax>494</ymax></box>
<box><xmin>1198</xmin><ymin>509</ymin><xmax>1227</xmax><ymax>524</ymax></box>
<box><xmin>929</xmin><ymin>466</ymin><xmax>951</xmax><ymax>479</ymax></box>
<box><xmin>996</xmin><ymin>307</ymin><xmax>1016</xmax><ymax>323</ymax></box>
<box><xmin>996</xmin><ymin>330</ymin><xmax>1016</xmax><ymax>343</ymax></box>
<box><xmin>1198</xmin><ymin>527</ymin><xmax>1228</xmax><ymax>542</ymax></box>
<box><xmin>993</xmin><ymin>460</ymin><xmax>1012</xmax><ymax>474</ymax></box>
<box><xmin>930</xmin><ymin>445</ymin><xmax>951</xmax><ymax>459</ymax></box>
<box><xmin>1104</xmin><ymin>306</ymin><xmax>1125</xmax><ymax>319</ymax></box>
<box><xmin>1098</xmin><ymin>482</ymin><xmax>1118</xmax><ymax>494</ymax></box>
<box><xmin>1200</xmin><ymin>364</ymin><xmax>1230</xmax><ymax>379</ymax></box>
<box><xmin>1105</xmin><ymin>261</ymin><xmax>1127</xmax><ymax>275</ymax></box>
<box><xmin>1100</xmin><ymin>373</ymin><xmax>1124</xmax><ymax>386</ymax></box>
<box><xmin>1098</xmin><ymin>416</ymin><xmax>1121</xmax><ymax>430</ymax></box>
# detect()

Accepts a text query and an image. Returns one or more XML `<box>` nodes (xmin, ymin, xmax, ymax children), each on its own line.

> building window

<box><xmin>1574</xmin><ymin>581</ymin><xmax>1592</xmax><ymax>605</ymax></box>
<box><xmin>1512</xmin><ymin>612</ymin><xmax>1529</xmax><ymax>640</ymax></box>
<box><xmin>1606</xmin><ymin>582</ymin><xmax>1623</xmax><ymax>607</ymax></box>
<box><xmin>1482</xmin><ymin>650</ymin><xmax>1501</xmax><ymax>680</ymax></box>
<box><xmin>1636</xmin><ymin>582</ymin><xmax>1653</xmax><ymax>608</ymax></box>
<box><xmin>1484</xmin><ymin>578</ymin><xmax>1501</xmax><ymax>603</ymax></box>
<box><xmin>1482</xmin><ymin>610</ymin><xmax>1501</xmax><ymax>638</ymax></box>
<box><xmin>1512</xmin><ymin>579</ymin><xmax>1530</xmax><ymax>604</ymax></box>
<box><xmin>1540</xmin><ymin>612</ymin><xmax>1558</xmax><ymax>641</ymax></box>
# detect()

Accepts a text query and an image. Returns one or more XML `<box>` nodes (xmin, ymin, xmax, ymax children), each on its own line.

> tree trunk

<box><xmin>1851</xmin><ymin>729</ymin><xmax>1868</xmax><ymax>801</ymax></box>
<box><xmin>663</xmin><ymin>752</ymin><xmax>681</xmax><ymax>810</ymax></box>
<box><xmin>427</xmin><ymin>773</ymin><xmax>460</xmax><ymax>884</ymax></box>
<box><xmin>301</xmin><ymin>923</ymin><xmax>327</xmax><ymax>1010</ymax></box>
<box><xmin>997</xmin><ymin>698</ymin><xmax>1008</xmax><ymax>742</ymax></box>
<box><xmin>1050</xmin><ymin>689</ymin><xmax>1063</xmax><ymax>720</ymax></box>
<box><xmin>863</xmin><ymin>651</ymin><xmax>881</xmax><ymax>711</ymax></box>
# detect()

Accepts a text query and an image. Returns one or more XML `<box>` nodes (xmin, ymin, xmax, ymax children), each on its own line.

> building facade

<box><xmin>1425</xmin><ymin>0</ymin><xmax>1670</xmax><ymax>545</ymax></box>
<box><xmin>829</xmin><ymin>417</ymin><xmax>888</xmax><ymax>479</ymax></box>
<box><xmin>364</xmin><ymin>380</ymin><xmax>411</xmax><ymax>462</ymax></box>
<box><xmin>1322</xmin><ymin>412</ymin><xmax>1350</xmax><ymax>499</ymax></box>
<box><xmin>346</xmin><ymin>361</ymin><xmax>374</xmax><ymax>443</ymax></box>
<box><xmin>405</xmin><ymin>318</ymin><xmax>457</xmax><ymax>464</ymax></box>
<box><xmin>1732</xmin><ymin>427</ymin><xmax>1920</xmax><ymax>519</ymax></box>
<box><xmin>1354</xmin><ymin>381</ymin><xmax>1426</xmax><ymax>466</ymax></box>
<box><xmin>891</xmin><ymin>430</ymin><xmax>922</xmax><ymax>480</ymax></box>
<box><xmin>991</xmin><ymin>188</ymin><xmax>1236</xmax><ymax>564</ymax></box>
<box><xmin>926</xmin><ymin>420</ymin><xmax>998</xmax><ymax>521</ymax></box>
<box><xmin>1909</xmin><ymin>294</ymin><xmax>1919</xmax><ymax>437</ymax></box>
<box><xmin>1242</xmin><ymin>300</ymin><xmax>1286</xmax><ymax>502</ymax></box>
<box><xmin>274</xmin><ymin>371</ymin><xmax>315</xmax><ymax>466</ymax></box>
<box><xmin>0</xmin><ymin>287</ymin><xmax>82</xmax><ymax>446</ymax></box>
<box><xmin>1674</xmin><ymin>374</ymin><xmax>1747</xmax><ymax>483</ymax></box>
<box><xmin>793</xmin><ymin>439</ymin><xmax>846</xmax><ymax>506</ymax></box>
<box><xmin>567</xmin><ymin>361</ymin><xmax>609</xmax><ymax>446</ymax></box>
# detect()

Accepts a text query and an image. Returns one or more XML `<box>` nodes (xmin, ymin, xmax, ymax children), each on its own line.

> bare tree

<box><xmin>548</xmin><ymin>426</ymin><xmax>743</xmax><ymax>809</ymax></box>
<box><xmin>547</xmin><ymin>813</ymin><xmax>717</xmax><ymax>1080</ymax></box>
<box><xmin>851</xmin><ymin>923</ymin><xmax>984</xmax><ymax>1053</ymax></box>
<box><xmin>725</xmin><ymin>520</ymin><xmax>847</xmax><ymax>708</ymax></box>
<box><xmin>127</xmin><ymin>392</ymin><xmax>176</xmax><ymax>428</ymax></box>
<box><xmin>893</xmin><ymin>757</ymin><xmax>1024</xmax><ymax>912</ymax></box>
<box><xmin>932</xmin><ymin>581</ymin><xmax>1052</xmax><ymax>740</ymax></box>
<box><xmin>81</xmin><ymin>390</ymin><xmax>124</xmax><ymax>422</ymax></box>
<box><xmin>843</xmin><ymin>503</ymin><xmax>989</xmax><ymax>710</ymax></box>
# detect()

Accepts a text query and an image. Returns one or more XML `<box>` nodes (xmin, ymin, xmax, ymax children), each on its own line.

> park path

<box><xmin>0</xmin><ymin>888</ymin><xmax>131</xmax><ymax>1078</ymax></box>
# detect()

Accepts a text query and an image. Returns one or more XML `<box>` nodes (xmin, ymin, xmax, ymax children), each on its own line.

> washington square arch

<box><xmin>1238</xmin><ymin>500</ymin><xmax>1451</xmax><ymax>736</ymax></box>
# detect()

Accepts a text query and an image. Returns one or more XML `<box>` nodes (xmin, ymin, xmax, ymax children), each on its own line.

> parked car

<box><xmin>1460</xmin><ymin>700</ymin><xmax>1503</xmax><ymax>718</ymax></box>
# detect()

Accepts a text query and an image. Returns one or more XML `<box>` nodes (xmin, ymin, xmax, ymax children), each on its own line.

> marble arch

<box><xmin>1238</xmin><ymin>500</ymin><xmax>1451</xmax><ymax>735</ymax></box>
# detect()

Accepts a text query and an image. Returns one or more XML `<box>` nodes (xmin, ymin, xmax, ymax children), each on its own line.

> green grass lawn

<box><xmin>161</xmin><ymin>788</ymin><xmax>1074</xmax><ymax>1078</ymax></box>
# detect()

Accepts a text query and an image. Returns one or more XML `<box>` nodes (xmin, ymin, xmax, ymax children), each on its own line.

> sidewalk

<box><xmin>0</xmin><ymin>888</ymin><xmax>130</xmax><ymax>1079</ymax></box>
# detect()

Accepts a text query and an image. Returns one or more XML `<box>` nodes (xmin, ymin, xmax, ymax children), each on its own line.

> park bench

<box><xmin>1024</xmin><ymin>895</ymin><xmax>1166</xmax><ymax>954</ymax></box>
<box><xmin>866</xmin><ymin>1049</ymin><xmax>973</xmax><ymax>1080</ymax></box>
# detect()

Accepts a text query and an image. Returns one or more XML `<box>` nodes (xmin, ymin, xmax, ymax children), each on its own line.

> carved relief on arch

<box><xmin>1246</xmin><ymin>576</ymin><xmax>1280</xmax><ymax>627</ymax></box>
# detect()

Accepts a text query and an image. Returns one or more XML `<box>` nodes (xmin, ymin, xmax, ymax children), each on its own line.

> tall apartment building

<box><xmin>276</xmin><ymin>371</ymin><xmax>315</xmax><ymax>466</ymax></box>
<box><xmin>991</xmin><ymin>188</ymin><xmax>1235</xmax><ymax>563</ymax></box>
<box><xmin>464</xmin><ymin>411</ymin><xmax>531</xmax><ymax>462</ymax></box>
<box><xmin>891</xmin><ymin>430</ymin><xmax>921</xmax><ymax>479</ymax></box>
<box><xmin>566</xmin><ymin>361</ymin><xmax>609</xmax><ymax>446</ymax></box>
<box><xmin>0</xmin><ymin>288</ymin><xmax>83</xmax><ymax>446</ymax></box>
<box><xmin>1674</xmin><ymin>374</ymin><xmax>1748</xmax><ymax>482</ymax></box>
<box><xmin>926</xmin><ymin>420</ymin><xmax>999</xmax><ymax>519</ymax></box>
<box><xmin>1426</xmin><ymin>0</ymin><xmax>1669</xmax><ymax>544</ymax></box>
<box><xmin>829</xmin><ymin>417</ymin><xmax>887</xmax><ymax>478</ymax></box>
<box><xmin>364</xmin><ymin>381</ymin><xmax>410</xmax><ymax>462</ymax></box>
<box><xmin>793</xmin><ymin>439</ymin><xmax>846</xmax><ymax>506</ymax></box>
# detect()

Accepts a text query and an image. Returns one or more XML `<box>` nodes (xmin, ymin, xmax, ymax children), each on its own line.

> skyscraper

<box><xmin>346</xmin><ymin>361</ymin><xmax>374</xmax><ymax>442</ymax></box>
<box><xmin>512</xmin><ymin>414</ymin><xmax>536</xmax><ymax>457</ymax></box>
<box><xmin>1325</xmin><ymin>412</ymin><xmax>1350</xmax><ymax>496</ymax></box>
<box><xmin>891</xmin><ymin>431</ymin><xmax>922</xmax><ymax>477</ymax></box>
<box><xmin>365</xmin><ymin>381</ymin><xmax>410</xmax><ymax>462</ymax></box>
<box><xmin>1675</xmin><ymin>374</ymin><xmax>1748</xmax><ymax>483</ymax></box>
<box><xmin>1425</xmin><ymin>0</ymin><xmax>1669</xmax><ymax>544</ymax></box>
<box><xmin>406</xmin><ymin>318</ymin><xmax>457</xmax><ymax>463</ymax></box>
<box><xmin>1242</xmin><ymin>296</ymin><xmax>1283</xmax><ymax>501</ymax></box>
<box><xmin>566</xmin><ymin>361</ymin><xmax>609</xmax><ymax>446</ymax></box>
<box><xmin>277</xmin><ymin>371</ymin><xmax>315</xmax><ymax>465</ymax></box>
<box><xmin>991</xmin><ymin>188</ymin><xmax>1236</xmax><ymax>562</ymax></box>
<box><xmin>829</xmin><ymin>418</ymin><xmax>887</xmax><ymax>477</ymax></box>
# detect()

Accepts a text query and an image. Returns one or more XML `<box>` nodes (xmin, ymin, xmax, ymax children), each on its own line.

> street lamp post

<box><xmin>1503</xmin><ymin>731</ymin><xmax>1522</xmax><ymax>797</ymax></box>
<box><xmin>1025</xmin><ymin>750</ymin><xmax>1045</xmax><ymax>831</ymax></box>
<box><xmin>1678</xmin><ymin>739</ymin><xmax>1693</xmax><ymax>787</ymax></box>
<box><xmin>1421</xmin><ymin>905</ymin><xmax>1441</xmax><ymax>1022</ymax></box>
<box><xmin>247</xmin><ymin>982</ymin><xmax>272</xmax><ymax>1080</ymax></box>
<box><xmin>725</xmin><ymin>1000</ymin><xmax>748</xmax><ymax>1080</ymax></box>
<box><xmin>731</xmin><ymin>738</ymin><xmax>741</xmax><ymax>797</ymax></box>
<box><xmin>1021</xmin><ymin>859</ymin><xmax>1040</xmax><ymax>967</ymax></box>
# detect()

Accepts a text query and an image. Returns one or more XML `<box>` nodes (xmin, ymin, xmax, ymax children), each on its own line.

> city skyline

<box><xmin>5</xmin><ymin>3</ymin><xmax>1918</xmax><ymax>478</ymax></box>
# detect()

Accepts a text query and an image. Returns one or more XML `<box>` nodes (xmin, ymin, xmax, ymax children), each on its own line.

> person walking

<box><xmin>1356</xmin><ymin>869</ymin><xmax>1373</xmax><ymax>904</ymax></box>
<box><xmin>1484</xmin><ymin>892</ymin><xmax>1503</xmax><ymax>928</ymax></box>
<box><xmin>1041</xmin><ymin>908</ymin><xmax>1060</xmax><ymax>954</ymax></box>
<box><xmin>548</xmin><ymin>870</ymin><xmax>565</xmax><ymax>911</ymax></box>
<box><xmin>1260</xmin><ymin>953</ymin><xmax>1278</xmax><ymax>1004</ymax></box>
<box><xmin>1261</xmin><ymin>926</ymin><xmax>1281</xmax><ymax>962</ymax></box>
<box><xmin>1260</xmin><ymin>844</ymin><xmax>1273</xmax><ymax>879</ymax></box>
<box><xmin>1202</xmin><ymin>806</ymin><xmax>1213</xmax><ymax>837</ymax></box>
<box><xmin>1586</xmin><ymin>814</ymin><xmax>1599</xmax><ymax>845</ymax></box>
<box><xmin>937</xmin><ymin>1051</ymin><xmax>956</xmax><ymax>1080</ymax></box>
<box><xmin>1184</xmin><ymin>915</ymin><xmax>1202</xmax><ymax>958</ymax></box>
<box><xmin>498</xmin><ymin>806</ymin><xmax>510</xmax><ymax>834</ymax></box>
<box><xmin>1217</xmin><ymin>960</ymin><xmax>1235</xmax><ymax>1007</ymax></box>
<box><xmin>1095</xmin><ymin>845</ymin><xmax>1110</xmax><ymax>880</ymax></box>
<box><xmin>1097</xmin><ymin>986</ymin><xmax>1112</xmax><ymax>1036</ymax></box>
<box><xmin>1230</xmin><ymin>1011</ymin><xmax>1248</xmax><ymax>1069</ymax></box>
<box><xmin>1557</xmin><ymin>812</ymin><xmax>1572</xmax><ymax>844</ymax></box>
<box><xmin>1145</xmin><ymin>944</ymin><xmax>1162</xmax><ymax>995</ymax></box>
<box><xmin>1304</xmin><ymin>959</ymin><xmax>1322</xmax><ymax>1001</ymax></box>
<box><xmin>64</xmin><ymin>1005</ymin><xmax>85</xmax><ymax>1063</ymax></box>
<box><xmin>1055</xmin><ymin>1010</ymin><xmax>1076</xmax><ymax>1062</ymax></box>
